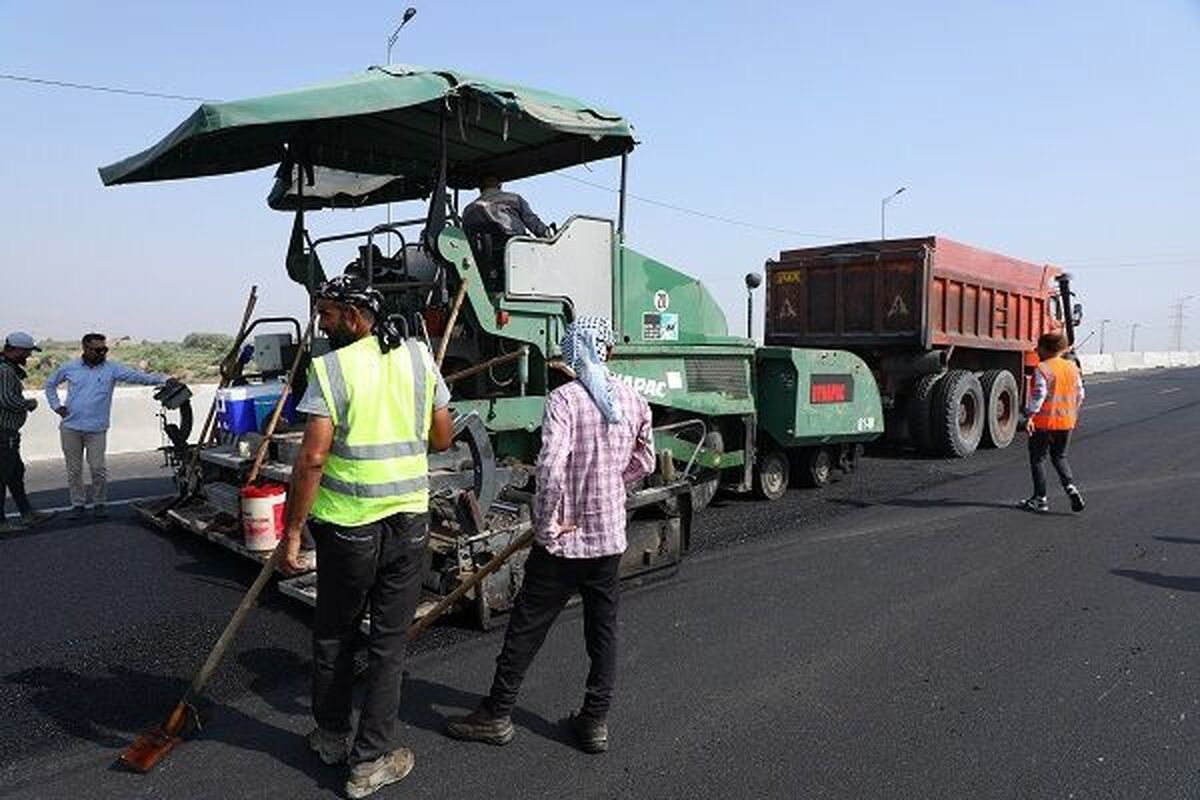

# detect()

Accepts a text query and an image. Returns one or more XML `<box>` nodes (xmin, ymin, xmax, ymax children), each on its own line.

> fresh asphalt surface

<box><xmin>2</xmin><ymin>367</ymin><xmax>1198</xmax><ymax>799</ymax></box>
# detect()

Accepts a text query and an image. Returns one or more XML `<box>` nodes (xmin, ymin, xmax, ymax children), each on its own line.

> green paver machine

<box><xmin>102</xmin><ymin>65</ymin><xmax>882</xmax><ymax>624</ymax></box>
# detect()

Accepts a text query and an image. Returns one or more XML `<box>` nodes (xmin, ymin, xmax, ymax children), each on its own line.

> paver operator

<box><xmin>446</xmin><ymin>316</ymin><xmax>656</xmax><ymax>755</ymax></box>
<box><xmin>280</xmin><ymin>276</ymin><xmax>453</xmax><ymax>799</ymax></box>
<box><xmin>43</xmin><ymin>333</ymin><xmax>168</xmax><ymax>519</ymax></box>
<box><xmin>0</xmin><ymin>332</ymin><xmax>53</xmax><ymax>533</ymax></box>
<box><xmin>1021</xmin><ymin>331</ymin><xmax>1086</xmax><ymax>514</ymax></box>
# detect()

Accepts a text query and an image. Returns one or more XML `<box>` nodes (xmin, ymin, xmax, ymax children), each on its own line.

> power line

<box><xmin>0</xmin><ymin>72</ymin><xmax>215</xmax><ymax>103</ymax></box>
<box><xmin>557</xmin><ymin>172</ymin><xmax>850</xmax><ymax>240</ymax></box>
<box><xmin>4</xmin><ymin>70</ymin><xmax>1200</xmax><ymax>260</ymax></box>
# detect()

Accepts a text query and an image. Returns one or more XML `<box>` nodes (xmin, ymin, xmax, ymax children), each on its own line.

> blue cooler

<box><xmin>253</xmin><ymin>391</ymin><xmax>299</xmax><ymax>431</ymax></box>
<box><xmin>216</xmin><ymin>387</ymin><xmax>259</xmax><ymax>436</ymax></box>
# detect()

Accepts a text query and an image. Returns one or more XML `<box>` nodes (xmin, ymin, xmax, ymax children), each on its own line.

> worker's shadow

<box><xmin>398</xmin><ymin>675</ymin><xmax>577</xmax><ymax>748</ymax></box>
<box><xmin>4</xmin><ymin>662</ymin><xmax>342</xmax><ymax>791</ymax></box>
<box><xmin>828</xmin><ymin>497</ymin><xmax>1068</xmax><ymax>514</ymax></box>
<box><xmin>1110</xmin><ymin>569</ymin><xmax>1200</xmax><ymax>593</ymax></box>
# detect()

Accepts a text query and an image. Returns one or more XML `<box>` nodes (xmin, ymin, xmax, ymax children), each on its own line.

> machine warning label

<box><xmin>642</xmin><ymin>312</ymin><xmax>679</xmax><ymax>341</ymax></box>
<box><xmin>653</xmin><ymin>290</ymin><xmax>671</xmax><ymax>311</ymax></box>
<box><xmin>809</xmin><ymin>374</ymin><xmax>854</xmax><ymax>404</ymax></box>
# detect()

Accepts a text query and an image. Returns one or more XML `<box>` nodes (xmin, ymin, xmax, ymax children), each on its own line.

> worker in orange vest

<box><xmin>1021</xmin><ymin>331</ymin><xmax>1086</xmax><ymax>513</ymax></box>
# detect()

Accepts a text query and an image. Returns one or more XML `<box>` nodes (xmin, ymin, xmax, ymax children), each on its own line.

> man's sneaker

<box><xmin>445</xmin><ymin>705</ymin><xmax>515</xmax><ymax>746</ymax></box>
<box><xmin>20</xmin><ymin>510</ymin><xmax>54</xmax><ymax>527</ymax></box>
<box><xmin>306</xmin><ymin>726</ymin><xmax>350</xmax><ymax>765</ymax></box>
<box><xmin>0</xmin><ymin>518</ymin><xmax>23</xmax><ymax>534</ymax></box>
<box><xmin>344</xmin><ymin>747</ymin><xmax>414</xmax><ymax>799</ymax></box>
<box><xmin>67</xmin><ymin>506</ymin><xmax>87</xmax><ymax>521</ymax></box>
<box><xmin>1020</xmin><ymin>496</ymin><xmax>1049</xmax><ymax>514</ymax></box>
<box><xmin>1065</xmin><ymin>485</ymin><xmax>1086</xmax><ymax>513</ymax></box>
<box><xmin>93</xmin><ymin>504</ymin><xmax>110</xmax><ymax>519</ymax></box>
<box><xmin>568</xmin><ymin>711</ymin><xmax>609</xmax><ymax>754</ymax></box>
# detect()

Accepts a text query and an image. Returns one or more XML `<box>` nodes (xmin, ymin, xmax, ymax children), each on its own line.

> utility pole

<box><xmin>1170</xmin><ymin>296</ymin><xmax>1194</xmax><ymax>351</ymax></box>
<box><xmin>1129</xmin><ymin>322</ymin><xmax>1139</xmax><ymax>352</ymax></box>
<box><xmin>1098</xmin><ymin>318</ymin><xmax>1112</xmax><ymax>354</ymax></box>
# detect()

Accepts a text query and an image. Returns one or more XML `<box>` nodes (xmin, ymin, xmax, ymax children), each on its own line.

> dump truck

<box><xmin>764</xmin><ymin>237</ymin><xmax>1082</xmax><ymax>457</ymax></box>
<box><xmin>101</xmin><ymin>65</ymin><xmax>883</xmax><ymax>627</ymax></box>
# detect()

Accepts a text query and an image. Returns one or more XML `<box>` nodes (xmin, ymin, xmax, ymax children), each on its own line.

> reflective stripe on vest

<box><xmin>309</xmin><ymin>336</ymin><xmax>436</xmax><ymax>526</ymax></box>
<box><xmin>1032</xmin><ymin>357</ymin><xmax>1080</xmax><ymax>431</ymax></box>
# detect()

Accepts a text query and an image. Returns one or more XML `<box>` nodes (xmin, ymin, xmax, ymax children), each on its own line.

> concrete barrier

<box><xmin>1078</xmin><ymin>354</ymin><xmax>1114</xmax><ymax>374</ymax></box>
<box><xmin>21</xmin><ymin>384</ymin><xmax>218</xmax><ymax>462</ymax></box>
<box><xmin>1143</xmin><ymin>352</ymin><xmax>1172</xmax><ymax>369</ymax></box>
<box><xmin>1110</xmin><ymin>352</ymin><xmax>1146</xmax><ymax>372</ymax></box>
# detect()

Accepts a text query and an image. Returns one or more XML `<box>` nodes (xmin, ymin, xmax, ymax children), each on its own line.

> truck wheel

<box><xmin>979</xmin><ymin>369</ymin><xmax>1019</xmax><ymax>449</ymax></box>
<box><xmin>932</xmin><ymin>370</ymin><xmax>985</xmax><ymax>457</ymax></box>
<box><xmin>906</xmin><ymin>372</ymin><xmax>942</xmax><ymax>453</ymax></box>
<box><xmin>800</xmin><ymin>448</ymin><xmax>833</xmax><ymax>488</ymax></box>
<box><xmin>753</xmin><ymin>449</ymin><xmax>790</xmax><ymax>500</ymax></box>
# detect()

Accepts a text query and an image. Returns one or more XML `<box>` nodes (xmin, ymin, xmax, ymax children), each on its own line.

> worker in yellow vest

<box><xmin>1021</xmin><ymin>331</ymin><xmax>1086</xmax><ymax>514</ymax></box>
<box><xmin>282</xmin><ymin>276</ymin><xmax>453</xmax><ymax>799</ymax></box>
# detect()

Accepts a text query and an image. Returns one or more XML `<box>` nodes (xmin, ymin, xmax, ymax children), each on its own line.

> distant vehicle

<box><xmin>764</xmin><ymin>237</ymin><xmax>1082</xmax><ymax>457</ymax></box>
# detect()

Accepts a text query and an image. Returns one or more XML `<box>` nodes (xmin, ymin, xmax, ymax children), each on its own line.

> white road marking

<box><xmin>2</xmin><ymin>493</ymin><xmax>165</xmax><ymax>521</ymax></box>
<box><xmin>1159</xmin><ymin>387</ymin><xmax>1181</xmax><ymax>395</ymax></box>
<box><xmin>1087</xmin><ymin>377</ymin><xmax>1126</xmax><ymax>385</ymax></box>
<box><xmin>1085</xmin><ymin>401</ymin><xmax>1117</xmax><ymax>409</ymax></box>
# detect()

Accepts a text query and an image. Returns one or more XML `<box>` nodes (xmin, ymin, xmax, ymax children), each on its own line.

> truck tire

<box><xmin>906</xmin><ymin>372</ymin><xmax>943</xmax><ymax>453</ymax></box>
<box><xmin>799</xmin><ymin>447</ymin><xmax>833</xmax><ymax>488</ymax></box>
<box><xmin>979</xmin><ymin>369</ymin><xmax>1019</xmax><ymax>449</ymax></box>
<box><xmin>753</xmin><ymin>449</ymin><xmax>790</xmax><ymax>501</ymax></box>
<box><xmin>932</xmin><ymin>369</ymin><xmax>985</xmax><ymax>458</ymax></box>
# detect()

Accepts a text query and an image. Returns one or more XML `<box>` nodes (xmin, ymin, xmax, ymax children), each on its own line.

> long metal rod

<box><xmin>435</xmin><ymin>277</ymin><xmax>469</xmax><ymax>368</ymax></box>
<box><xmin>407</xmin><ymin>528</ymin><xmax>534</xmax><ymax>641</ymax></box>
<box><xmin>443</xmin><ymin>348</ymin><xmax>527</xmax><ymax>385</ymax></box>
<box><xmin>246</xmin><ymin>315</ymin><xmax>316</xmax><ymax>484</ymax></box>
<box><xmin>617</xmin><ymin>151</ymin><xmax>628</xmax><ymax>241</ymax></box>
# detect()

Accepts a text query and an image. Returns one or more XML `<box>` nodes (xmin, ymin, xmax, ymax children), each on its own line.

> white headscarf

<box><xmin>560</xmin><ymin>316</ymin><xmax>622</xmax><ymax>424</ymax></box>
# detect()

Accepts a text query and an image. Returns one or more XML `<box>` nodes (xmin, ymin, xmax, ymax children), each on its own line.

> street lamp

<box><xmin>1128</xmin><ymin>322</ymin><xmax>1139</xmax><ymax>352</ymax></box>
<box><xmin>880</xmin><ymin>186</ymin><xmax>906</xmax><ymax>240</ymax></box>
<box><xmin>1099</xmin><ymin>318</ymin><xmax>1112</xmax><ymax>354</ymax></box>
<box><xmin>386</xmin><ymin>8</ymin><xmax>417</xmax><ymax>64</ymax></box>
<box><xmin>384</xmin><ymin>8</ymin><xmax>417</xmax><ymax>255</ymax></box>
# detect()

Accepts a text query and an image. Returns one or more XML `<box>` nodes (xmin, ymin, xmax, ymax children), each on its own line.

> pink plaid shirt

<box><xmin>534</xmin><ymin>378</ymin><xmax>656</xmax><ymax>558</ymax></box>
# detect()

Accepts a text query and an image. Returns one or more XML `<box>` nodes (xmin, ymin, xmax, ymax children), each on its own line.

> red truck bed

<box><xmin>766</xmin><ymin>237</ymin><xmax>1060</xmax><ymax>353</ymax></box>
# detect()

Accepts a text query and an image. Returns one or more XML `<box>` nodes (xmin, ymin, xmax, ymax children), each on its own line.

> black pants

<box><xmin>0</xmin><ymin>429</ymin><xmax>32</xmax><ymax>517</ymax></box>
<box><xmin>484</xmin><ymin>545</ymin><xmax>621</xmax><ymax>721</ymax></box>
<box><xmin>310</xmin><ymin>511</ymin><xmax>428</xmax><ymax>765</ymax></box>
<box><xmin>1029</xmin><ymin>430</ymin><xmax>1075</xmax><ymax>497</ymax></box>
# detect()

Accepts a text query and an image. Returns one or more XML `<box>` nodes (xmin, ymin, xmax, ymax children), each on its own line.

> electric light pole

<box><xmin>1099</xmin><ymin>318</ymin><xmax>1112</xmax><ymax>354</ymax></box>
<box><xmin>384</xmin><ymin>8</ymin><xmax>417</xmax><ymax>255</ymax></box>
<box><xmin>880</xmin><ymin>186</ymin><xmax>906</xmax><ymax>240</ymax></box>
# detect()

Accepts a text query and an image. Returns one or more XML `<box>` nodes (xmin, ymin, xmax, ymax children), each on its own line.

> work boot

<box><xmin>1065</xmin><ymin>485</ymin><xmax>1086</xmax><ymax>513</ymax></box>
<box><xmin>568</xmin><ymin>711</ymin><xmax>609</xmax><ymax>754</ymax></box>
<box><xmin>67</xmin><ymin>506</ymin><xmax>87</xmax><ymax>521</ymax></box>
<box><xmin>445</xmin><ymin>705</ymin><xmax>515</xmax><ymax>746</ymax></box>
<box><xmin>1019</xmin><ymin>496</ymin><xmax>1049</xmax><ymax>514</ymax></box>
<box><xmin>344</xmin><ymin>747</ymin><xmax>414</xmax><ymax>799</ymax></box>
<box><xmin>93</xmin><ymin>504</ymin><xmax>110</xmax><ymax>519</ymax></box>
<box><xmin>306</xmin><ymin>726</ymin><xmax>351</xmax><ymax>765</ymax></box>
<box><xmin>20</xmin><ymin>510</ymin><xmax>54</xmax><ymax>528</ymax></box>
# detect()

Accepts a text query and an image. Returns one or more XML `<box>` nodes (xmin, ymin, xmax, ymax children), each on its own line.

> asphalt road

<box><xmin>2</xmin><ymin>367</ymin><xmax>1198</xmax><ymax>799</ymax></box>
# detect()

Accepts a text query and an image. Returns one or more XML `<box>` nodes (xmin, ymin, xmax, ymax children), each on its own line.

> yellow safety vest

<box><xmin>309</xmin><ymin>335</ymin><xmax>436</xmax><ymax>526</ymax></box>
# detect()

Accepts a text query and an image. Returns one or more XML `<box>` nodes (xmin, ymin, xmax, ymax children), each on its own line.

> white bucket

<box><xmin>240</xmin><ymin>483</ymin><xmax>287</xmax><ymax>551</ymax></box>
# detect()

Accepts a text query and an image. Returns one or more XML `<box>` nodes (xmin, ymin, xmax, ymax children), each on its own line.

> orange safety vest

<box><xmin>1032</xmin><ymin>356</ymin><xmax>1081</xmax><ymax>431</ymax></box>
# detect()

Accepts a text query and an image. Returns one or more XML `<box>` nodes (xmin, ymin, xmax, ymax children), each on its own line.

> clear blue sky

<box><xmin>2</xmin><ymin>0</ymin><xmax>1198</xmax><ymax>351</ymax></box>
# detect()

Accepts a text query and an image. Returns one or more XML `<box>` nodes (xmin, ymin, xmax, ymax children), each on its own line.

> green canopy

<box><xmin>99</xmin><ymin>65</ymin><xmax>635</xmax><ymax>208</ymax></box>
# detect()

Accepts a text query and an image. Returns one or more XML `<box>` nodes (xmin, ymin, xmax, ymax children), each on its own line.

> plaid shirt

<box><xmin>534</xmin><ymin>378</ymin><xmax>656</xmax><ymax>558</ymax></box>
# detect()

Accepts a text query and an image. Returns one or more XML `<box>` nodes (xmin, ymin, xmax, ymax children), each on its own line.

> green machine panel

<box><xmin>756</xmin><ymin>348</ymin><xmax>884</xmax><ymax>447</ymax></box>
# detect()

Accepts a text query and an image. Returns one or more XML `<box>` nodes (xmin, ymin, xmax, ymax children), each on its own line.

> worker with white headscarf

<box><xmin>446</xmin><ymin>316</ymin><xmax>655</xmax><ymax>755</ymax></box>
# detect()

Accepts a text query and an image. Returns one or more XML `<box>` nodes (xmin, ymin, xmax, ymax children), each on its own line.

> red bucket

<box><xmin>240</xmin><ymin>483</ymin><xmax>287</xmax><ymax>551</ymax></box>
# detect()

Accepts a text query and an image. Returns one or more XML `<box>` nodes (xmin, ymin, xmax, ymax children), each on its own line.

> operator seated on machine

<box><xmin>462</xmin><ymin>175</ymin><xmax>553</xmax><ymax>292</ymax></box>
